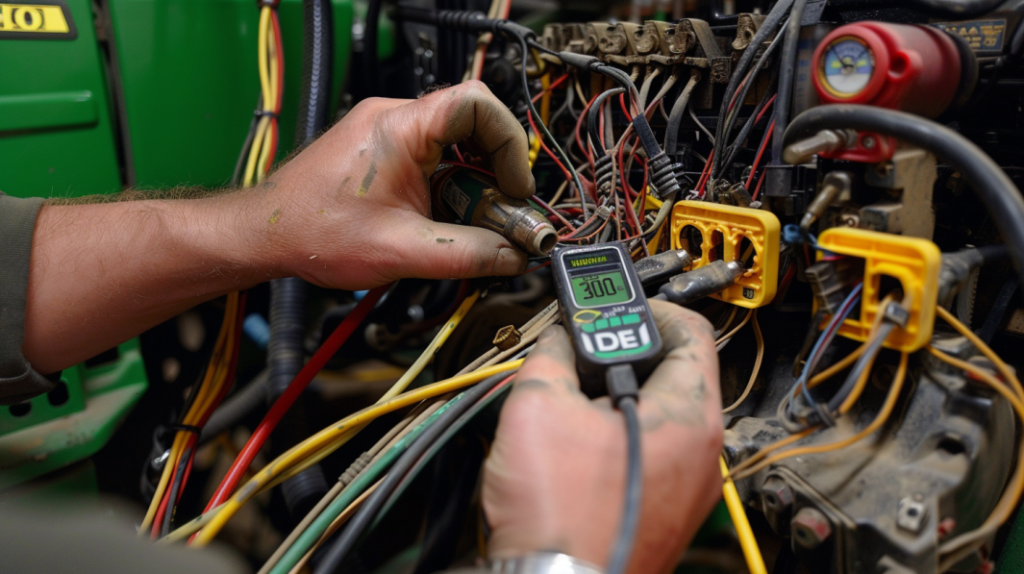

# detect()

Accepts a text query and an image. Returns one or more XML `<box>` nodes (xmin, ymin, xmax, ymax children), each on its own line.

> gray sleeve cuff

<box><xmin>0</xmin><ymin>193</ymin><xmax>58</xmax><ymax>405</ymax></box>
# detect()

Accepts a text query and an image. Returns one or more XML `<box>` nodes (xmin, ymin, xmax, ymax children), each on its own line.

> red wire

<box><xmin>619</xmin><ymin>93</ymin><xmax>631</xmax><ymax>120</ymax></box>
<box><xmin>522</xmin><ymin>261</ymin><xmax>551</xmax><ymax>275</ymax></box>
<box><xmin>751</xmin><ymin>94</ymin><xmax>777</xmax><ymax>130</ymax></box>
<box><xmin>441</xmin><ymin>161</ymin><xmax>494</xmax><ymax>177</ymax></box>
<box><xmin>575</xmin><ymin>93</ymin><xmax>598</xmax><ymax>165</ymax></box>
<box><xmin>263</xmin><ymin>11</ymin><xmax>285</xmax><ymax>174</ymax></box>
<box><xmin>526</xmin><ymin>110</ymin><xmax>574</xmax><ymax>187</ymax></box>
<box><xmin>746</xmin><ymin>120</ymin><xmax>775</xmax><ymax>190</ymax></box>
<box><xmin>530</xmin><ymin>74</ymin><xmax>569</xmax><ymax>104</ymax></box>
<box><xmin>194</xmin><ymin>285</ymin><xmax>390</xmax><ymax>533</ymax></box>
<box><xmin>696</xmin><ymin>150</ymin><xmax>715</xmax><ymax>195</ymax></box>
<box><xmin>154</xmin><ymin>293</ymin><xmax>247</xmax><ymax>538</ymax></box>
<box><xmin>451</xmin><ymin>145</ymin><xmax>466</xmax><ymax>163</ymax></box>
<box><xmin>752</xmin><ymin>168</ymin><xmax>767</xmax><ymax>201</ymax></box>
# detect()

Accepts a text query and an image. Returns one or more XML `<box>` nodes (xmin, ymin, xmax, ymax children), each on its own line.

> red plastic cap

<box><xmin>811</xmin><ymin>22</ymin><xmax>962</xmax><ymax>118</ymax></box>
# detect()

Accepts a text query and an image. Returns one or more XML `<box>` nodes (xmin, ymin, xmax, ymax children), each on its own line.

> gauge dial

<box><xmin>820</xmin><ymin>37</ymin><xmax>875</xmax><ymax>97</ymax></box>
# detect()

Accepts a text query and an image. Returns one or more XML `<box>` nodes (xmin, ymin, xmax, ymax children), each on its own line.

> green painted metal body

<box><xmin>0</xmin><ymin>0</ymin><xmax>123</xmax><ymax>198</ymax></box>
<box><xmin>0</xmin><ymin>339</ymin><xmax>148</xmax><ymax>490</ymax></box>
<box><xmin>1</xmin><ymin>0</ymin><xmax>356</xmax><ymax>197</ymax></box>
<box><xmin>0</xmin><ymin>0</ymin><xmax>360</xmax><ymax>489</ymax></box>
<box><xmin>108</xmin><ymin>0</ymin><xmax>355</xmax><ymax>190</ymax></box>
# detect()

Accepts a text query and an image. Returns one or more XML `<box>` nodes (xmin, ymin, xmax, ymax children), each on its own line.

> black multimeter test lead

<box><xmin>552</xmin><ymin>242</ymin><xmax>664</xmax><ymax>574</ymax></box>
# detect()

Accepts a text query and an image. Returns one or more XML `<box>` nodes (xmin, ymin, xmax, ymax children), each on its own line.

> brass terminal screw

<box><xmin>493</xmin><ymin>325</ymin><xmax>522</xmax><ymax>351</ymax></box>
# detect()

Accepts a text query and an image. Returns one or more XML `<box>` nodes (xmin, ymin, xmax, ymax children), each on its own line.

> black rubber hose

<box><xmin>712</xmin><ymin>0</ymin><xmax>793</xmax><ymax>165</ymax></box>
<box><xmin>296</xmin><ymin>0</ymin><xmax>334</xmax><ymax>145</ymax></box>
<box><xmin>199</xmin><ymin>370</ymin><xmax>270</xmax><ymax>444</ymax></box>
<box><xmin>782</xmin><ymin>104</ymin><xmax>1024</xmax><ymax>279</ymax></box>
<box><xmin>364</xmin><ymin>0</ymin><xmax>383</xmax><ymax>97</ymax></box>
<box><xmin>270</xmin><ymin>0</ymin><xmax>336</xmax><ymax>523</ymax></box>
<box><xmin>770</xmin><ymin>0</ymin><xmax>808</xmax><ymax>165</ymax></box>
<box><xmin>312</xmin><ymin>371</ymin><xmax>515</xmax><ymax>574</ymax></box>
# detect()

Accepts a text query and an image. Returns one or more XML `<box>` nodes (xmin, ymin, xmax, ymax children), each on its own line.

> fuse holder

<box><xmin>817</xmin><ymin>227</ymin><xmax>940</xmax><ymax>352</ymax></box>
<box><xmin>670</xmin><ymin>201</ymin><xmax>780</xmax><ymax>308</ymax></box>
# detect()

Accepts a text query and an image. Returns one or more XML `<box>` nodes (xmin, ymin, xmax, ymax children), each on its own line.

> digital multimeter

<box><xmin>552</xmin><ymin>243</ymin><xmax>663</xmax><ymax>396</ymax></box>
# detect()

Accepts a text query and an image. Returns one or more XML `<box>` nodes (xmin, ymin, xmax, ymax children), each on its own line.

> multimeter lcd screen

<box><xmin>564</xmin><ymin>249</ymin><xmax>633</xmax><ymax>308</ymax></box>
<box><xmin>571</xmin><ymin>271</ymin><xmax>630</xmax><ymax>306</ymax></box>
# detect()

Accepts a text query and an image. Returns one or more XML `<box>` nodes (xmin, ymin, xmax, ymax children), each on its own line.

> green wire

<box><xmin>371</xmin><ymin>382</ymin><xmax>513</xmax><ymax>526</ymax></box>
<box><xmin>268</xmin><ymin>394</ymin><xmax>464</xmax><ymax>574</ymax></box>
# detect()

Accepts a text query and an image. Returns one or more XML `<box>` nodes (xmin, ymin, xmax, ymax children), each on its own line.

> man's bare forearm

<box><xmin>24</xmin><ymin>190</ymin><xmax>278</xmax><ymax>373</ymax></box>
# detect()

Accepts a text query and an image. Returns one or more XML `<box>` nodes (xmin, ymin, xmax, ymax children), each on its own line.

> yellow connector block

<box><xmin>817</xmin><ymin>228</ymin><xmax>941</xmax><ymax>352</ymax></box>
<box><xmin>670</xmin><ymin>201</ymin><xmax>780</xmax><ymax>308</ymax></box>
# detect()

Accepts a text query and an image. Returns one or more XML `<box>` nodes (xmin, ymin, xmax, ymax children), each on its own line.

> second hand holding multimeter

<box><xmin>552</xmin><ymin>242</ymin><xmax>664</xmax><ymax>397</ymax></box>
<box><xmin>551</xmin><ymin>241</ymin><xmax>663</xmax><ymax>574</ymax></box>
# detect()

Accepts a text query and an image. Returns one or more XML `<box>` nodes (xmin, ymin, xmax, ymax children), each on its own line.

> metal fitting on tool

<box><xmin>783</xmin><ymin>129</ymin><xmax>858</xmax><ymax>166</ymax></box>
<box><xmin>658</xmin><ymin>260</ymin><xmax>743</xmax><ymax>305</ymax></box>
<box><xmin>633</xmin><ymin>249</ymin><xmax>693</xmax><ymax>286</ymax></box>
<box><xmin>800</xmin><ymin>171</ymin><xmax>852</xmax><ymax>231</ymax></box>
<box><xmin>432</xmin><ymin>167</ymin><xmax>558</xmax><ymax>256</ymax></box>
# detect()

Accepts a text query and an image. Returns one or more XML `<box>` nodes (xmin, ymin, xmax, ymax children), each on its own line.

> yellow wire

<box><xmin>540</xmin><ymin>73</ymin><xmax>552</xmax><ymax>125</ymax></box>
<box><xmin>928</xmin><ymin>346</ymin><xmax>1024</xmax><ymax>558</ymax></box>
<box><xmin>170</xmin><ymin>292</ymin><xmax>479</xmax><ymax>542</ymax></box>
<box><xmin>243</xmin><ymin>117</ymin><xmax>270</xmax><ymax>187</ymax></box>
<box><xmin>935</xmin><ymin>305</ymin><xmax>1023</xmax><ymax>401</ymax></box>
<box><xmin>256</xmin><ymin>6</ymin><xmax>271</xmax><ymax>111</ymax></box>
<box><xmin>716</xmin><ymin>308</ymin><xmax>752</xmax><ymax>345</ymax></box>
<box><xmin>256</xmin><ymin>123</ymin><xmax>275</xmax><ymax>184</ymax></box>
<box><xmin>733</xmin><ymin>353</ymin><xmax>908</xmax><ymax>481</ymax></box>
<box><xmin>723</xmin><ymin>311</ymin><xmax>763</xmax><ymax>413</ymax></box>
<box><xmin>139</xmin><ymin>293</ymin><xmax>238</xmax><ymax>534</ymax></box>
<box><xmin>720</xmin><ymin>456</ymin><xmax>767</xmax><ymax>574</ymax></box>
<box><xmin>189</xmin><ymin>359</ymin><xmax>523</xmax><ymax>545</ymax></box>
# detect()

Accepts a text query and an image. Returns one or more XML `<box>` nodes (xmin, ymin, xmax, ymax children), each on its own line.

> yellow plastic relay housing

<box><xmin>670</xmin><ymin>201</ymin><xmax>780</xmax><ymax>308</ymax></box>
<box><xmin>817</xmin><ymin>228</ymin><xmax>941</xmax><ymax>352</ymax></box>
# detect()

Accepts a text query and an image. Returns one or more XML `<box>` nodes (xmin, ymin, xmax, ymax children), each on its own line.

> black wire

<box><xmin>161</xmin><ymin>444</ymin><xmax>194</xmax><ymax>536</ymax></box>
<box><xmin>769</xmin><ymin>0</ymin><xmax>808</xmax><ymax>166</ymax></box>
<box><xmin>231</xmin><ymin>96</ymin><xmax>262</xmax><ymax>187</ymax></box>
<box><xmin>513</xmin><ymin>34</ymin><xmax>589</xmax><ymax>221</ymax></box>
<box><xmin>588</xmin><ymin>88</ymin><xmax>625</xmax><ymax>154</ymax></box>
<box><xmin>719</xmin><ymin>67</ymin><xmax>780</xmax><ymax>179</ymax></box>
<box><xmin>371</xmin><ymin>345</ymin><xmax>537</xmax><ymax>522</ymax></box>
<box><xmin>712</xmin><ymin>0</ymin><xmax>794</xmax><ymax>170</ymax></box>
<box><xmin>311</xmin><ymin>370</ymin><xmax>515</xmax><ymax>574</ymax></box>
<box><xmin>824</xmin><ymin>321</ymin><xmax>894</xmax><ymax>414</ymax></box>
<box><xmin>664</xmin><ymin>73</ymin><xmax>700</xmax><ymax>156</ymax></box>
<box><xmin>783</xmin><ymin>104</ymin><xmax>1024</xmax><ymax>279</ymax></box>
<box><xmin>713</xmin><ymin>16</ymin><xmax>788</xmax><ymax>178</ymax></box>
<box><xmin>607</xmin><ymin>396</ymin><xmax>642</xmax><ymax>574</ymax></box>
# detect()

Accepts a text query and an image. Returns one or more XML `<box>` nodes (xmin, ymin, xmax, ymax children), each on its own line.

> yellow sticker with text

<box><xmin>0</xmin><ymin>1</ymin><xmax>76</xmax><ymax>39</ymax></box>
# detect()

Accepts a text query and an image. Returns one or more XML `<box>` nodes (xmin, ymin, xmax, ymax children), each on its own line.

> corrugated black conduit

<box><xmin>268</xmin><ymin>0</ymin><xmax>334</xmax><ymax>524</ymax></box>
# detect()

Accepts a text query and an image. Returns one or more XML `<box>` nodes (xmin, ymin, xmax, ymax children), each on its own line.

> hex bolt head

<box><xmin>792</xmin><ymin>507</ymin><xmax>832</xmax><ymax>549</ymax></box>
<box><xmin>760</xmin><ymin>477</ymin><xmax>794</xmax><ymax>512</ymax></box>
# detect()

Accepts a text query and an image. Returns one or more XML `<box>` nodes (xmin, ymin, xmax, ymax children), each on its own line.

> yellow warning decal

<box><xmin>0</xmin><ymin>2</ymin><xmax>76</xmax><ymax>39</ymax></box>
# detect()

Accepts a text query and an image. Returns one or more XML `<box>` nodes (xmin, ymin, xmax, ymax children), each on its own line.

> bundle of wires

<box><xmin>237</xmin><ymin>1</ymin><xmax>285</xmax><ymax>188</ymax></box>
<box><xmin>140</xmin><ymin>291</ymin><xmax>246</xmax><ymax>539</ymax></box>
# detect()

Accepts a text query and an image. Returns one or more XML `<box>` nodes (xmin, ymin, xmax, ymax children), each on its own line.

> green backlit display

<box><xmin>571</xmin><ymin>270</ymin><xmax>630</xmax><ymax>307</ymax></box>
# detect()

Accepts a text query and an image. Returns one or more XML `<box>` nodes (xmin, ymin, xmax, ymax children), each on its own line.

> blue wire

<box><xmin>792</xmin><ymin>282</ymin><xmax>863</xmax><ymax>411</ymax></box>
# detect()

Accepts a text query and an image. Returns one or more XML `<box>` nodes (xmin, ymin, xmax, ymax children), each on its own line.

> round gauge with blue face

<box><xmin>819</xmin><ymin>36</ymin><xmax>875</xmax><ymax>97</ymax></box>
